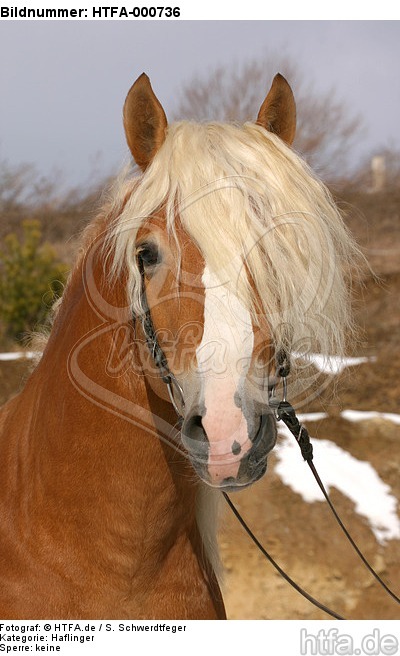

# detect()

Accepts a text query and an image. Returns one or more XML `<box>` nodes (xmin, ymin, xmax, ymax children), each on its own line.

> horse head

<box><xmin>115</xmin><ymin>73</ymin><xmax>296</xmax><ymax>490</ymax></box>
<box><xmin>109</xmin><ymin>72</ymin><xmax>354</xmax><ymax>491</ymax></box>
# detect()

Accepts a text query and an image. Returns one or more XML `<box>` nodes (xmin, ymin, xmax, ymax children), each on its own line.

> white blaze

<box><xmin>196</xmin><ymin>266</ymin><xmax>254</xmax><ymax>483</ymax></box>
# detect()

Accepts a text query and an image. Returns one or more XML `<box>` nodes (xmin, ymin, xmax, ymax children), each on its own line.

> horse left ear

<box><xmin>256</xmin><ymin>73</ymin><xmax>296</xmax><ymax>145</ymax></box>
<box><xmin>123</xmin><ymin>73</ymin><xmax>168</xmax><ymax>170</ymax></box>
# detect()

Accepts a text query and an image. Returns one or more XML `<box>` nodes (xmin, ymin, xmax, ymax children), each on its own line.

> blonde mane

<box><xmin>108</xmin><ymin>120</ymin><xmax>359</xmax><ymax>362</ymax></box>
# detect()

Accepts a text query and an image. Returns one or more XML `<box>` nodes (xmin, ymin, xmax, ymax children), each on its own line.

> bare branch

<box><xmin>173</xmin><ymin>56</ymin><xmax>363</xmax><ymax>181</ymax></box>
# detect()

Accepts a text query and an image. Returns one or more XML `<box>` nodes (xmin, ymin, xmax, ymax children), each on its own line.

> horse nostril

<box><xmin>181</xmin><ymin>413</ymin><xmax>209</xmax><ymax>458</ymax></box>
<box><xmin>192</xmin><ymin>415</ymin><xmax>203</xmax><ymax>429</ymax></box>
<box><xmin>184</xmin><ymin>414</ymin><xmax>206</xmax><ymax>440</ymax></box>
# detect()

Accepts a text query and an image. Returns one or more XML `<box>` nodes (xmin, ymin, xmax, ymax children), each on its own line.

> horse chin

<box><xmin>206</xmin><ymin>460</ymin><xmax>269</xmax><ymax>492</ymax></box>
<box><xmin>189</xmin><ymin>456</ymin><xmax>269</xmax><ymax>491</ymax></box>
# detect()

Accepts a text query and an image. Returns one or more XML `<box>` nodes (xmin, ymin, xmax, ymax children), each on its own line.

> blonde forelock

<box><xmin>109</xmin><ymin>120</ymin><xmax>361</xmax><ymax>358</ymax></box>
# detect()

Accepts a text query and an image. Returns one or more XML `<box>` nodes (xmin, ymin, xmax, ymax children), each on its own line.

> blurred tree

<box><xmin>0</xmin><ymin>157</ymin><xmax>104</xmax><ymax>244</ymax></box>
<box><xmin>0</xmin><ymin>219</ymin><xmax>68</xmax><ymax>340</ymax></box>
<box><xmin>174</xmin><ymin>57</ymin><xmax>363</xmax><ymax>181</ymax></box>
<box><xmin>0</xmin><ymin>160</ymin><xmax>36</xmax><ymax>220</ymax></box>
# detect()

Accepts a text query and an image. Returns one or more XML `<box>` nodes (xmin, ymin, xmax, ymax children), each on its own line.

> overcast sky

<box><xmin>0</xmin><ymin>20</ymin><xmax>399</xmax><ymax>190</ymax></box>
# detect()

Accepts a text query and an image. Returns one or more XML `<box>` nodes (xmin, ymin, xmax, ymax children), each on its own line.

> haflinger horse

<box><xmin>0</xmin><ymin>72</ymin><xmax>358</xmax><ymax>619</ymax></box>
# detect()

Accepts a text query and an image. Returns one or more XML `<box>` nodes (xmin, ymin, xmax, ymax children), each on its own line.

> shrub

<box><xmin>0</xmin><ymin>219</ymin><xmax>68</xmax><ymax>340</ymax></box>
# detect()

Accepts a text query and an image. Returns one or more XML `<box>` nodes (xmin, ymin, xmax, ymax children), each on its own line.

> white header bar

<box><xmin>0</xmin><ymin>1</ymin><xmax>399</xmax><ymax>20</ymax></box>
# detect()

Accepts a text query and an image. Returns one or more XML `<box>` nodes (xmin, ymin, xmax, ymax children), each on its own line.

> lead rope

<box><xmin>224</xmin><ymin>379</ymin><xmax>400</xmax><ymax>619</ymax></box>
<box><xmin>275</xmin><ymin>389</ymin><xmax>400</xmax><ymax>607</ymax></box>
<box><xmin>222</xmin><ymin>492</ymin><xmax>345</xmax><ymax>619</ymax></box>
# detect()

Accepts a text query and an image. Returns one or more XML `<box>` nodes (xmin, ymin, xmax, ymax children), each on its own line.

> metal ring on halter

<box><xmin>282</xmin><ymin>375</ymin><xmax>288</xmax><ymax>403</ymax></box>
<box><xmin>165</xmin><ymin>374</ymin><xmax>185</xmax><ymax>418</ymax></box>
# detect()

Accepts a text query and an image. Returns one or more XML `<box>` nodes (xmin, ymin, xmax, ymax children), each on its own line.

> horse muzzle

<box><xmin>181</xmin><ymin>410</ymin><xmax>277</xmax><ymax>490</ymax></box>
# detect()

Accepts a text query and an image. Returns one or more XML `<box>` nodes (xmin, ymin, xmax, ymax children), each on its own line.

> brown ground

<box><xmin>219</xmin><ymin>414</ymin><xmax>400</xmax><ymax>619</ymax></box>
<box><xmin>1</xmin><ymin>187</ymin><xmax>399</xmax><ymax>620</ymax></box>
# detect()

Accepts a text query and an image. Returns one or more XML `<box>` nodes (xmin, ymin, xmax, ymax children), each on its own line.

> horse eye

<box><xmin>137</xmin><ymin>242</ymin><xmax>161</xmax><ymax>268</ymax></box>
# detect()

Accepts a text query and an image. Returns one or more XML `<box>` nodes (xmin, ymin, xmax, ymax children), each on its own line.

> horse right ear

<box><xmin>256</xmin><ymin>73</ymin><xmax>296</xmax><ymax>145</ymax></box>
<box><xmin>123</xmin><ymin>73</ymin><xmax>168</xmax><ymax>171</ymax></box>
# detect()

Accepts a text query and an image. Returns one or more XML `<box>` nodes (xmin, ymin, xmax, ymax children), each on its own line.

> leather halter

<box><xmin>138</xmin><ymin>257</ymin><xmax>185</xmax><ymax>417</ymax></box>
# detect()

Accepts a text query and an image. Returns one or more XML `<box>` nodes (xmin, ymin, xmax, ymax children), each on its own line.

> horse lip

<box><xmin>205</xmin><ymin>477</ymin><xmax>263</xmax><ymax>492</ymax></box>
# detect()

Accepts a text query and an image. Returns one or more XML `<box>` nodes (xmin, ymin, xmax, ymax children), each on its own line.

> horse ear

<box><xmin>256</xmin><ymin>73</ymin><xmax>296</xmax><ymax>145</ymax></box>
<box><xmin>123</xmin><ymin>73</ymin><xmax>168</xmax><ymax>170</ymax></box>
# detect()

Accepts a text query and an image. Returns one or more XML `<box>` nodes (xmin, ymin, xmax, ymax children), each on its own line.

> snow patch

<box><xmin>274</xmin><ymin>425</ymin><xmax>400</xmax><ymax>545</ymax></box>
<box><xmin>341</xmin><ymin>409</ymin><xmax>400</xmax><ymax>426</ymax></box>
<box><xmin>0</xmin><ymin>352</ymin><xmax>37</xmax><ymax>362</ymax></box>
<box><xmin>294</xmin><ymin>353</ymin><xmax>376</xmax><ymax>375</ymax></box>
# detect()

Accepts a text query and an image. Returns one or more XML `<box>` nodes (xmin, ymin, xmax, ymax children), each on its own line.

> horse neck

<box><xmin>5</xmin><ymin>244</ymin><xmax>201</xmax><ymax>569</ymax></box>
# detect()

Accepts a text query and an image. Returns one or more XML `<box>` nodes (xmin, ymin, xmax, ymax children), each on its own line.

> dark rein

<box><xmin>137</xmin><ymin>261</ymin><xmax>400</xmax><ymax>620</ymax></box>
